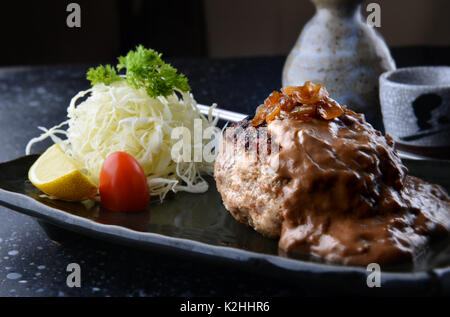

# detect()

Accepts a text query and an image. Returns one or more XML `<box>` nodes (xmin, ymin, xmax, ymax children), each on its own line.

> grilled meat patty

<box><xmin>214</xmin><ymin>120</ymin><xmax>283</xmax><ymax>238</ymax></box>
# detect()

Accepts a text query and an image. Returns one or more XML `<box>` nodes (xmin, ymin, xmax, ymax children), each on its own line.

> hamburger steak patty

<box><xmin>214</xmin><ymin>82</ymin><xmax>449</xmax><ymax>265</ymax></box>
<box><xmin>214</xmin><ymin>115</ymin><xmax>450</xmax><ymax>265</ymax></box>
<box><xmin>214</xmin><ymin>120</ymin><xmax>283</xmax><ymax>238</ymax></box>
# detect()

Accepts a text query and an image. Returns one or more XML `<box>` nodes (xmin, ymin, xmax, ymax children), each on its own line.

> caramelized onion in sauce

<box><xmin>251</xmin><ymin>81</ymin><xmax>344</xmax><ymax>126</ymax></box>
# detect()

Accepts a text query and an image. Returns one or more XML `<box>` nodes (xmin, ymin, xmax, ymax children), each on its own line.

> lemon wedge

<box><xmin>28</xmin><ymin>144</ymin><xmax>97</xmax><ymax>201</ymax></box>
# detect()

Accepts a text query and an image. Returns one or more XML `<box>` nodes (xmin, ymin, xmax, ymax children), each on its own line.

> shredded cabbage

<box><xmin>26</xmin><ymin>81</ymin><xmax>220</xmax><ymax>201</ymax></box>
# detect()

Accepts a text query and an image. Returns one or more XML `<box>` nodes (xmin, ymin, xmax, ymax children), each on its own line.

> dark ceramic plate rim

<box><xmin>0</xmin><ymin>155</ymin><xmax>449</xmax><ymax>294</ymax></box>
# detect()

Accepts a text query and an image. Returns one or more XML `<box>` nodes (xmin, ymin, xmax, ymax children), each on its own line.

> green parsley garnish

<box><xmin>118</xmin><ymin>45</ymin><xmax>190</xmax><ymax>97</ymax></box>
<box><xmin>86</xmin><ymin>45</ymin><xmax>190</xmax><ymax>98</ymax></box>
<box><xmin>86</xmin><ymin>65</ymin><xmax>122</xmax><ymax>86</ymax></box>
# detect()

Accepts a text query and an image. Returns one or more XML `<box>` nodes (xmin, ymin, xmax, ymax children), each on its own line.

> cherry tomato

<box><xmin>99</xmin><ymin>151</ymin><xmax>150</xmax><ymax>212</ymax></box>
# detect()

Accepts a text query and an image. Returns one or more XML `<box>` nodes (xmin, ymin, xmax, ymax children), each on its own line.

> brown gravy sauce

<box><xmin>268</xmin><ymin>113</ymin><xmax>450</xmax><ymax>265</ymax></box>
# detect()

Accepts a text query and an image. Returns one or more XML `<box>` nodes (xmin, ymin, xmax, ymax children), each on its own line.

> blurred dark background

<box><xmin>1</xmin><ymin>0</ymin><xmax>450</xmax><ymax>66</ymax></box>
<box><xmin>0</xmin><ymin>0</ymin><xmax>206</xmax><ymax>65</ymax></box>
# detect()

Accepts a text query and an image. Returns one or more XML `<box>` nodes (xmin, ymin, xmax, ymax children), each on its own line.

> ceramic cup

<box><xmin>379</xmin><ymin>66</ymin><xmax>450</xmax><ymax>156</ymax></box>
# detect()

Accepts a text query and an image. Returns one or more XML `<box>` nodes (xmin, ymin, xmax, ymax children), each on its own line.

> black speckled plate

<box><xmin>0</xmin><ymin>154</ymin><xmax>450</xmax><ymax>295</ymax></box>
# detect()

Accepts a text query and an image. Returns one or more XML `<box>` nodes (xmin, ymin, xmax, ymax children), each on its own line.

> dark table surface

<box><xmin>0</xmin><ymin>48</ymin><xmax>449</xmax><ymax>297</ymax></box>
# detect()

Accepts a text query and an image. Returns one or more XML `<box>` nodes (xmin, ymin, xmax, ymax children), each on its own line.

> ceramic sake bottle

<box><xmin>282</xmin><ymin>0</ymin><xmax>395</xmax><ymax>129</ymax></box>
